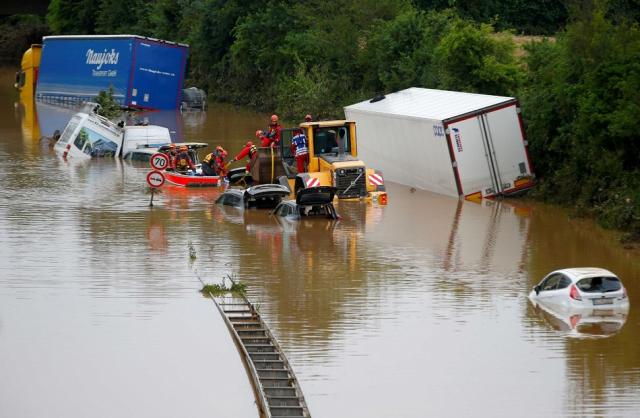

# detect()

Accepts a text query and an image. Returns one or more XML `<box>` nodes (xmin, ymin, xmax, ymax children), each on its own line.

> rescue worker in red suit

<box><xmin>263</xmin><ymin>114</ymin><xmax>281</xmax><ymax>147</ymax></box>
<box><xmin>202</xmin><ymin>146</ymin><xmax>227</xmax><ymax>176</ymax></box>
<box><xmin>174</xmin><ymin>145</ymin><xmax>196</xmax><ymax>173</ymax></box>
<box><xmin>165</xmin><ymin>143</ymin><xmax>178</xmax><ymax>169</ymax></box>
<box><xmin>231</xmin><ymin>141</ymin><xmax>258</xmax><ymax>172</ymax></box>
<box><xmin>256</xmin><ymin>130</ymin><xmax>270</xmax><ymax>147</ymax></box>
<box><xmin>291</xmin><ymin>129</ymin><xmax>309</xmax><ymax>173</ymax></box>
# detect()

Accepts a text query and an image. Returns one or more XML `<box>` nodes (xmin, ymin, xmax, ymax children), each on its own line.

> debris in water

<box><xmin>188</xmin><ymin>241</ymin><xmax>197</xmax><ymax>260</ymax></box>
<box><xmin>200</xmin><ymin>277</ymin><xmax>247</xmax><ymax>298</ymax></box>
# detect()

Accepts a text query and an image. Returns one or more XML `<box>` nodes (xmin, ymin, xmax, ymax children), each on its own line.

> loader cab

<box><xmin>307</xmin><ymin>122</ymin><xmax>354</xmax><ymax>157</ymax></box>
<box><xmin>280</xmin><ymin>122</ymin><xmax>356</xmax><ymax>176</ymax></box>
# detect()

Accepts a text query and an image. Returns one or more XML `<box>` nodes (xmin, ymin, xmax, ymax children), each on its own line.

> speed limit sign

<box><xmin>150</xmin><ymin>153</ymin><xmax>170</xmax><ymax>170</ymax></box>
<box><xmin>146</xmin><ymin>170</ymin><xmax>166</xmax><ymax>188</ymax></box>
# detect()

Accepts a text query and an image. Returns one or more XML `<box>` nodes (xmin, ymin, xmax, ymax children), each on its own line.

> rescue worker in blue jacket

<box><xmin>291</xmin><ymin>129</ymin><xmax>309</xmax><ymax>173</ymax></box>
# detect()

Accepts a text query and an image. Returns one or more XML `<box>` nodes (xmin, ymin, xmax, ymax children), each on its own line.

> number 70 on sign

<box><xmin>150</xmin><ymin>153</ymin><xmax>170</xmax><ymax>170</ymax></box>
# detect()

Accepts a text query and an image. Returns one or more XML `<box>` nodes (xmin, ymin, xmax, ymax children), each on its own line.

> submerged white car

<box><xmin>529</xmin><ymin>268</ymin><xmax>629</xmax><ymax>309</ymax></box>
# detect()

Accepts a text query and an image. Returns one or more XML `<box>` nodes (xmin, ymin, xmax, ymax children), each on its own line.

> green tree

<box><xmin>360</xmin><ymin>9</ymin><xmax>454</xmax><ymax>92</ymax></box>
<box><xmin>434</xmin><ymin>20</ymin><xmax>522</xmax><ymax>95</ymax></box>
<box><xmin>521</xmin><ymin>1</ymin><xmax>640</xmax><ymax>235</ymax></box>
<box><xmin>413</xmin><ymin>0</ymin><xmax>568</xmax><ymax>34</ymax></box>
<box><xmin>95</xmin><ymin>0</ymin><xmax>153</xmax><ymax>35</ymax></box>
<box><xmin>96</xmin><ymin>86</ymin><xmax>123</xmax><ymax>119</ymax></box>
<box><xmin>47</xmin><ymin>0</ymin><xmax>99</xmax><ymax>34</ymax></box>
<box><xmin>148</xmin><ymin>0</ymin><xmax>203</xmax><ymax>42</ymax></box>
<box><xmin>187</xmin><ymin>0</ymin><xmax>263</xmax><ymax>98</ymax></box>
<box><xmin>0</xmin><ymin>15</ymin><xmax>49</xmax><ymax>64</ymax></box>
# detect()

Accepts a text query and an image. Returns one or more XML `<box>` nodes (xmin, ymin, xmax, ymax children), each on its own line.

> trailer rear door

<box><xmin>482</xmin><ymin>104</ymin><xmax>532</xmax><ymax>194</ymax></box>
<box><xmin>128</xmin><ymin>39</ymin><xmax>188</xmax><ymax>109</ymax></box>
<box><xmin>446</xmin><ymin>114</ymin><xmax>501</xmax><ymax>198</ymax></box>
<box><xmin>446</xmin><ymin>103</ymin><xmax>532</xmax><ymax>199</ymax></box>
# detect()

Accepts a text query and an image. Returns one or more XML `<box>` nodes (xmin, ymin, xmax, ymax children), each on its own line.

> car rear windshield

<box><xmin>576</xmin><ymin>276</ymin><xmax>622</xmax><ymax>293</ymax></box>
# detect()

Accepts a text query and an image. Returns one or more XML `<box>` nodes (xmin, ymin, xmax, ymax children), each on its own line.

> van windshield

<box><xmin>73</xmin><ymin>126</ymin><xmax>119</xmax><ymax>157</ymax></box>
<box><xmin>58</xmin><ymin>116</ymin><xmax>82</xmax><ymax>145</ymax></box>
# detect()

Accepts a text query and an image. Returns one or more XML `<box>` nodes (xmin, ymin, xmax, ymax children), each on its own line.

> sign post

<box><xmin>146</xmin><ymin>169</ymin><xmax>165</xmax><ymax>207</ymax></box>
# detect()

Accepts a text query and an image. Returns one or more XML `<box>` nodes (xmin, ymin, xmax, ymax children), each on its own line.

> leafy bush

<box><xmin>95</xmin><ymin>86</ymin><xmax>122</xmax><ymax>119</ymax></box>
<box><xmin>0</xmin><ymin>15</ymin><xmax>49</xmax><ymax>65</ymax></box>
<box><xmin>521</xmin><ymin>2</ymin><xmax>640</xmax><ymax>237</ymax></box>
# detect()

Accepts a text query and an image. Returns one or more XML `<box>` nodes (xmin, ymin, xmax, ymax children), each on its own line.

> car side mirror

<box><xmin>534</xmin><ymin>285</ymin><xmax>541</xmax><ymax>295</ymax></box>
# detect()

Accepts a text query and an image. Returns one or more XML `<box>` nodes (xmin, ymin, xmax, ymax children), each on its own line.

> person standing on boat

<box><xmin>165</xmin><ymin>143</ymin><xmax>178</xmax><ymax>170</ymax></box>
<box><xmin>291</xmin><ymin>128</ymin><xmax>309</xmax><ymax>173</ymax></box>
<box><xmin>174</xmin><ymin>145</ymin><xmax>196</xmax><ymax>173</ymax></box>
<box><xmin>231</xmin><ymin>141</ymin><xmax>258</xmax><ymax>172</ymax></box>
<box><xmin>304</xmin><ymin>114</ymin><xmax>313</xmax><ymax>123</ymax></box>
<box><xmin>202</xmin><ymin>146</ymin><xmax>228</xmax><ymax>176</ymax></box>
<box><xmin>264</xmin><ymin>114</ymin><xmax>281</xmax><ymax>147</ymax></box>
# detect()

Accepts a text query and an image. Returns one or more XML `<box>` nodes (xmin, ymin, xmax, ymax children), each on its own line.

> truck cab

<box><xmin>279</xmin><ymin>120</ymin><xmax>386</xmax><ymax>202</ymax></box>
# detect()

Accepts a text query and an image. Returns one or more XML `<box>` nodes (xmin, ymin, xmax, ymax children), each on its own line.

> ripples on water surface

<box><xmin>1</xmin><ymin>69</ymin><xmax>639</xmax><ymax>417</ymax></box>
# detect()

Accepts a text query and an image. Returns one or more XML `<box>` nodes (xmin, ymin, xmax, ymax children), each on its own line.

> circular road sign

<box><xmin>146</xmin><ymin>170</ymin><xmax>166</xmax><ymax>188</ymax></box>
<box><xmin>150</xmin><ymin>152</ymin><xmax>170</xmax><ymax>170</ymax></box>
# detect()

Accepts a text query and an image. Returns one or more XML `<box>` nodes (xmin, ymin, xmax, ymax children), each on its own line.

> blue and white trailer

<box><xmin>36</xmin><ymin>35</ymin><xmax>188</xmax><ymax>110</ymax></box>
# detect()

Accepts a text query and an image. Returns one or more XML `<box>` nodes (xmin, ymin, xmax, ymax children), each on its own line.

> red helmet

<box><xmin>246</xmin><ymin>141</ymin><xmax>254</xmax><ymax>147</ymax></box>
<box><xmin>215</xmin><ymin>145</ymin><xmax>225</xmax><ymax>153</ymax></box>
<box><xmin>180</xmin><ymin>146</ymin><xmax>188</xmax><ymax>152</ymax></box>
<box><xmin>304</xmin><ymin>114</ymin><xmax>312</xmax><ymax>122</ymax></box>
<box><xmin>270</xmin><ymin>114</ymin><xmax>279</xmax><ymax>123</ymax></box>
<box><xmin>255</xmin><ymin>130</ymin><xmax>262</xmax><ymax>138</ymax></box>
<box><xmin>169</xmin><ymin>143</ymin><xmax>176</xmax><ymax>149</ymax></box>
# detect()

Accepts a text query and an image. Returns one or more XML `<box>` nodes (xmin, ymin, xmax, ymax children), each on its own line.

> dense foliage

<box><xmin>521</xmin><ymin>2</ymin><xmax>640</xmax><ymax>238</ymax></box>
<box><xmin>0</xmin><ymin>15</ymin><xmax>49</xmax><ymax>65</ymax></box>
<box><xmin>12</xmin><ymin>0</ymin><xmax>640</xmax><ymax>236</ymax></box>
<box><xmin>414</xmin><ymin>0</ymin><xmax>569</xmax><ymax>34</ymax></box>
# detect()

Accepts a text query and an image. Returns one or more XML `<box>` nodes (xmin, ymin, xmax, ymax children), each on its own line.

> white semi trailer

<box><xmin>344</xmin><ymin>87</ymin><xmax>534</xmax><ymax>200</ymax></box>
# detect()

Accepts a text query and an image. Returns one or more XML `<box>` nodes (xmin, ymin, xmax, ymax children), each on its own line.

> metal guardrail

<box><xmin>198</xmin><ymin>276</ymin><xmax>311</xmax><ymax>418</ymax></box>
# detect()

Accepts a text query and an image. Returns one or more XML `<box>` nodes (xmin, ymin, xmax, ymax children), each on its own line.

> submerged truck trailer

<box><xmin>344</xmin><ymin>87</ymin><xmax>534</xmax><ymax>200</ymax></box>
<box><xmin>35</xmin><ymin>35</ymin><xmax>188</xmax><ymax>110</ymax></box>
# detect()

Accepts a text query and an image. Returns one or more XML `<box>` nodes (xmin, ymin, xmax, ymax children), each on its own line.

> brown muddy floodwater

<box><xmin>1</xmin><ymin>68</ymin><xmax>639</xmax><ymax>417</ymax></box>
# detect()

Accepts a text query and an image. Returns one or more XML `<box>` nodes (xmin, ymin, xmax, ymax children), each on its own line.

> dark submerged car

<box><xmin>180</xmin><ymin>87</ymin><xmax>207</xmax><ymax>110</ymax></box>
<box><xmin>272</xmin><ymin>186</ymin><xmax>339</xmax><ymax>220</ymax></box>
<box><xmin>216</xmin><ymin>184</ymin><xmax>291</xmax><ymax>209</ymax></box>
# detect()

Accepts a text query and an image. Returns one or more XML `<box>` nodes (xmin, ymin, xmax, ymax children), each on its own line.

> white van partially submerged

<box><xmin>121</xmin><ymin>125</ymin><xmax>172</xmax><ymax>161</ymax></box>
<box><xmin>54</xmin><ymin>111</ymin><xmax>123</xmax><ymax>159</ymax></box>
<box><xmin>54</xmin><ymin>109</ymin><xmax>171</xmax><ymax>160</ymax></box>
<box><xmin>345</xmin><ymin>87</ymin><xmax>535</xmax><ymax>200</ymax></box>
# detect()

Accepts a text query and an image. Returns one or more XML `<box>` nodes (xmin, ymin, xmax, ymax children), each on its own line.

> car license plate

<box><xmin>593</xmin><ymin>298</ymin><xmax>614</xmax><ymax>306</ymax></box>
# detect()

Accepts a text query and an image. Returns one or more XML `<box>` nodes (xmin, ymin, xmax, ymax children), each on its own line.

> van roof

<box><xmin>345</xmin><ymin>87</ymin><xmax>515</xmax><ymax>122</ymax></box>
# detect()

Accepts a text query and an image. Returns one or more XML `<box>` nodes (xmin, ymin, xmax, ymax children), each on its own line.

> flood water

<box><xmin>2</xmin><ymin>68</ymin><xmax>640</xmax><ymax>417</ymax></box>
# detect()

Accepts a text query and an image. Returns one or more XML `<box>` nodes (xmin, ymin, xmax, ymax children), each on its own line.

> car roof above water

<box><xmin>551</xmin><ymin>268</ymin><xmax>618</xmax><ymax>281</ymax></box>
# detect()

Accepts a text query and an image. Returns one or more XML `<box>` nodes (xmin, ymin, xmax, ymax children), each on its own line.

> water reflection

<box><xmin>529</xmin><ymin>300</ymin><xmax>629</xmax><ymax>338</ymax></box>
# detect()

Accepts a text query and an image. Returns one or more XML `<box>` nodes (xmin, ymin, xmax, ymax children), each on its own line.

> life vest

<box><xmin>266</xmin><ymin>124</ymin><xmax>281</xmax><ymax>144</ymax></box>
<box><xmin>176</xmin><ymin>151</ymin><xmax>191</xmax><ymax>170</ymax></box>
<box><xmin>203</xmin><ymin>152</ymin><xmax>215</xmax><ymax>164</ymax></box>
<box><xmin>248</xmin><ymin>145</ymin><xmax>257</xmax><ymax>160</ymax></box>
